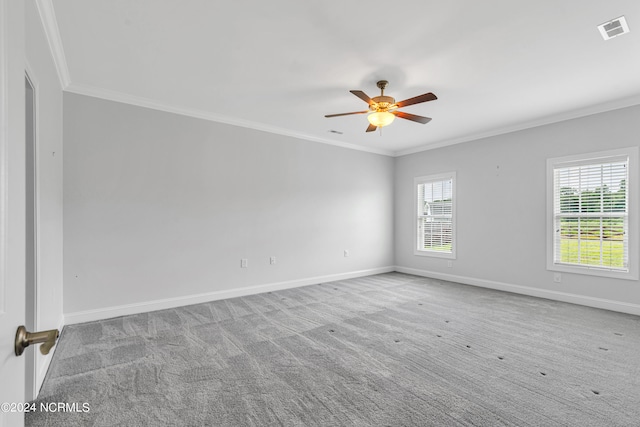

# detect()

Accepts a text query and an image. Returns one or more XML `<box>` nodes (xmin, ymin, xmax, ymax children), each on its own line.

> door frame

<box><xmin>24</xmin><ymin>66</ymin><xmax>41</xmax><ymax>402</ymax></box>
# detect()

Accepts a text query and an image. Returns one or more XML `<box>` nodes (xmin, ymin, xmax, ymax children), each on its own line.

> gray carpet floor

<box><xmin>27</xmin><ymin>273</ymin><xmax>640</xmax><ymax>426</ymax></box>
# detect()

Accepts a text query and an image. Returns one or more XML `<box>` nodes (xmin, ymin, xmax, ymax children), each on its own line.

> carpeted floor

<box><xmin>27</xmin><ymin>273</ymin><xmax>640</xmax><ymax>426</ymax></box>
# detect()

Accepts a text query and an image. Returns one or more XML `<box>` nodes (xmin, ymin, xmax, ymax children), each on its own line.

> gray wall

<box><xmin>395</xmin><ymin>104</ymin><xmax>640</xmax><ymax>311</ymax></box>
<box><xmin>63</xmin><ymin>93</ymin><xmax>395</xmax><ymax>316</ymax></box>
<box><xmin>63</xmin><ymin>92</ymin><xmax>640</xmax><ymax>319</ymax></box>
<box><xmin>26</xmin><ymin>0</ymin><xmax>64</xmax><ymax>389</ymax></box>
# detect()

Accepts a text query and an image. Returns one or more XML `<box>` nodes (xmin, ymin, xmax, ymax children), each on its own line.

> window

<box><xmin>414</xmin><ymin>172</ymin><xmax>456</xmax><ymax>258</ymax></box>
<box><xmin>547</xmin><ymin>147</ymin><xmax>639</xmax><ymax>280</ymax></box>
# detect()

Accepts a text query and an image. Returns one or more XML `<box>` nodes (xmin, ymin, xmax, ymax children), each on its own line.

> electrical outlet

<box><xmin>447</xmin><ymin>261</ymin><xmax>453</xmax><ymax>268</ymax></box>
<box><xmin>553</xmin><ymin>272</ymin><xmax>561</xmax><ymax>283</ymax></box>
<box><xmin>270</xmin><ymin>256</ymin><xmax>276</xmax><ymax>265</ymax></box>
<box><xmin>241</xmin><ymin>259</ymin><xmax>248</xmax><ymax>268</ymax></box>
<box><xmin>344</xmin><ymin>249</ymin><xmax>350</xmax><ymax>257</ymax></box>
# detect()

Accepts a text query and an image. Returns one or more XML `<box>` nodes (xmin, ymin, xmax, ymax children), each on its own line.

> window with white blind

<box><xmin>547</xmin><ymin>147</ymin><xmax>639</xmax><ymax>280</ymax></box>
<box><xmin>414</xmin><ymin>172</ymin><xmax>456</xmax><ymax>258</ymax></box>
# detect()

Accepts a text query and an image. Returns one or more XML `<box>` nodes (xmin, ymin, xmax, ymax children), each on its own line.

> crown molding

<box><xmin>63</xmin><ymin>80</ymin><xmax>640</xmax><ymax>159</ymax></box>
<box><xmin>29</xmin><ymin>1</ymin><xmax>640</xmax><ymax>159</ymax></box>
<box><xmin>65</xmin><ymin>82</ymin><xmax>395</xmax><ymax>157</ymax></box>
<box><xmin>34</xmin><ymin>0</ymin><xmax>71</xmax><ymax>88</ymax></box>
<box><xmin>394</xmin><ymin>93</ymin><xmax>640</xmax><ymax>157</ymax></box>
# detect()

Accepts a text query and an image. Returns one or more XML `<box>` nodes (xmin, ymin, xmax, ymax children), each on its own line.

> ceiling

<box><xmin>43</xmin><ymin>0</ymin><xmax>640</xmax><ymax>156</ymax></box>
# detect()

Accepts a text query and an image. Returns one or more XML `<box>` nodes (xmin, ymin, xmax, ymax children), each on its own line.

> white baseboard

<box><xmin>64</xmin><ymin>267</ymin><xmax>396</xmax><ymax>325</ymax></box>
<box><xmin>395</xmin><ymin>266</ymin><xmax>640</xmax><ymax>316</ymax></box>
<box><xmin>35</xmin><ymin>316</ymin><xmax>64</xmax><ymax>397</ymax></box>
<box><xmin>64</xmin><ymin>265</ymin><xmax>638</xmax><ymax>325</ymax></box>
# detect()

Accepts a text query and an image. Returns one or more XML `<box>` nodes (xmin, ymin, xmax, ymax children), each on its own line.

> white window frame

<box><xmin>546</xmin><ymin>147</ymin><xmax>639</xmax><ymax>280</ymax></box>
<box><xmin>414</xmin><ymin>172</ymin><xmax>456</xmax><ymax>259</ymax></box>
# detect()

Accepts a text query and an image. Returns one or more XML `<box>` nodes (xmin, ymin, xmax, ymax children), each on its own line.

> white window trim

<box><xmin>546</xmin><ymin>147</ymin><xmax>639</xmax><ymax>280</ymax></box>
<box><xmin>414</xmin><ymin>171</ymin><xmax>457</xmax><ymax>259</ymax></box>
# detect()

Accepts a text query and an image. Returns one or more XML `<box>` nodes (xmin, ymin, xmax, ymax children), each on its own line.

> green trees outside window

<box><xmin>555</xmin><ymin>165</ymin><xmax>627</xmax><ymax>269</ymax></box>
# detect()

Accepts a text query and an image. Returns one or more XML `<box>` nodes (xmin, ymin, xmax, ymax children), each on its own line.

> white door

<box><xmin>0</xmin><ymin>0</ymin><xmax>27</xmax><ymax>426</ymax></box>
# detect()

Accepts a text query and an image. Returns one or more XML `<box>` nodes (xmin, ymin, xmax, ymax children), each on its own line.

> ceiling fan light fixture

<box><xmin>368</xmin><ymin>111</ymin><xmax>395</xmax><ymax>127</ymax></box>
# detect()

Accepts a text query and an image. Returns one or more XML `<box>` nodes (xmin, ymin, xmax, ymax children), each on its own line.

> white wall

<box><xmin>25</xmin><ymin>0</ymin><xmax>64</xmax><ymax>391</ymax></box>
<box><xmin>395</xmin><ymin>104</ymin><xmax>640</xmax><ymax>314</ymax></box>
<box><xmin>63</xmin><ymin>93</ymin><xmax>395</xmax><ymax>321</ymax></box>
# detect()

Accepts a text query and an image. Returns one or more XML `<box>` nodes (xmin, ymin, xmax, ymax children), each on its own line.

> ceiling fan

<box><xmin>325</xmin><ymin>80</ymin><xmax>437</xmax><ymax>132</ymax></box>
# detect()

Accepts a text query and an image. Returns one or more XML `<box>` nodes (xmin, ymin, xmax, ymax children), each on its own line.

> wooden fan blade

<box><xmin>393</xmin><ymin>111</ymin><xmax>432</xmax><ymax>124</ymax></box>
<box><xmin>325</xmin><ymin>110</ymin><xmax>369</xmax><ymax>118</ymax></box>
<box><xmin>394</xmin><ymin>92</ymin><xmax>437</xmax><ymax>109</ymax></box>
<box><xmin>366</xmin><ymin>123</ymin><xmax>377</xmax><ymax>132</ymax></box>
<box><xmin>350</xmin><ymin>90</ymin><xmax>373</xmax><ymax>105</ymax></box>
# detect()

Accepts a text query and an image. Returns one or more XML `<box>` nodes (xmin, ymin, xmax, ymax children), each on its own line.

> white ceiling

<box><xmin>43</xmin><ymin>0</ymin><xmax>640</xmax><ymax>156</ymax></box>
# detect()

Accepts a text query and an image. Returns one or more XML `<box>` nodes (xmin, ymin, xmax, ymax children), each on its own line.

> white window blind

<box><xmin>552</xmin><ymin>156</ymin><xmax>629</xmax><ymax>271</ymax></box>
<box><xmin>415</xmin><ymin>174</ymin><xmax>455</xmax><ymax>257</ymax></box>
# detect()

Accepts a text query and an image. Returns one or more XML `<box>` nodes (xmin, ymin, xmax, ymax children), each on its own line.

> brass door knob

<box><xmin>15</xmin><ymin>325</ymin><xmax>59</xmax><ymax>356</ymax></box>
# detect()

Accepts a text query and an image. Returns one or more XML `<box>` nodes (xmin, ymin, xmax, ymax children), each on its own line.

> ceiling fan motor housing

<box><xmin>371</xmin><ymin>96</ymin><xmax>396</xmax><ymax>111</ymax></box>
<box><xmin>372</xmin><ymin>80</ymin><xmax>394</xmax><ymax>111</ymax></box>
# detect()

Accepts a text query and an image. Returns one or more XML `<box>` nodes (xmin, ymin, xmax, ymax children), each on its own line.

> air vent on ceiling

<box><xmin>598</xmin><ymin>16</ymin><xmax>630</xmax><ymax>40</ymax></box>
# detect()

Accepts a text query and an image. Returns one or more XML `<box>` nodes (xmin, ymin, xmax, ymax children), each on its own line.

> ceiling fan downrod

<box><xmin>377</xmin><ymin>80</ymin><xmax>389</xmax><ymax>96</ymax></box>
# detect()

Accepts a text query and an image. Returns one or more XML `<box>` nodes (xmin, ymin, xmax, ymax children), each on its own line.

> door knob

<box><xmin>15</xmin><ymin>325</ymin><xmax>59</xmax><ymax>356</ymax></box>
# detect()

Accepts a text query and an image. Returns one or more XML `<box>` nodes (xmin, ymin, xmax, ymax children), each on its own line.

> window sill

<box><xmin>547</xmin><ymin>263</ymin><xmax>638</xmax><ymax>281</ymax></box>
<box><xmin>414</xmin><ymin>250</ymin><xmax>456</xmax><ymax>260</ymax></box>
